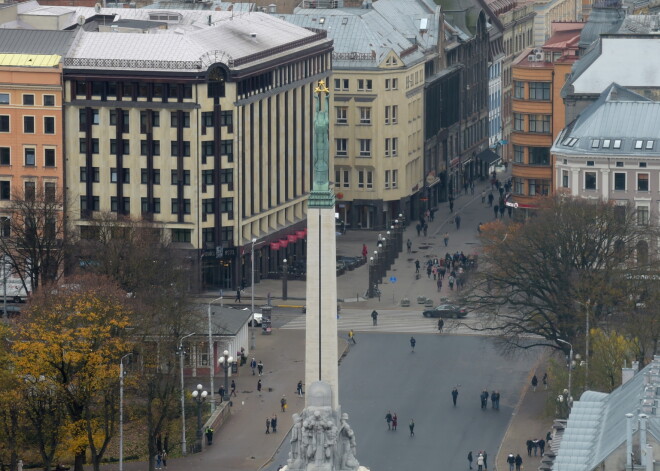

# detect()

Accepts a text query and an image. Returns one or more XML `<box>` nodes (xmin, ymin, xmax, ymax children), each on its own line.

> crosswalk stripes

<box><xmin>278</xmin><ymin>309</ymin><xmax>489</xmax><ymax>335</ymax></box>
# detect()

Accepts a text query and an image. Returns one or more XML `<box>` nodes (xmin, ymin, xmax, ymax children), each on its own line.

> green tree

<box><xmin>589</xmin><ymin>328</ymin><xmax>637</xmax><ymax>392</ymax></box>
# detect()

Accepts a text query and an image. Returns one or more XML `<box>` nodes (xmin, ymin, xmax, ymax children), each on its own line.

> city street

<box><xmin>264</xmin><ymin>333</ymin><xmax>539</xmax><ymax>471</ymax></box>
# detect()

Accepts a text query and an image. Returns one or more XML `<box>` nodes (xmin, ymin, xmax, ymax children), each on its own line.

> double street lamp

<box><xmin>178</xmin><ymin>332</ymin><xmax>195</xmax><ymax>456</ymax></box>
<box><xmin>207</xmin><ymin>296</ymin><xmax>223</xmax><ymax>412</ymax></box>
<box><xmin>557</xmin><ymin>338</ymin><xmax>575</xmax><ymax>408</ymax></box>
<box><xmin>191</xmin><ymin>384</ymin><xmax>208</xmax><ymax>452</ymax></box>
<box><xmin>251</xmin><ymin>238</ymin><xmax>257</xmax><ymax>350</ymax></box>
<box><xmin>218</xmin><ymin>350</ymin><xmax>234</xmax><ymax>403</ymax></box>
<box><xmin>119</xmin><ymin>353</ymin><xmax>133</xmax><ymax>471</ymax></box>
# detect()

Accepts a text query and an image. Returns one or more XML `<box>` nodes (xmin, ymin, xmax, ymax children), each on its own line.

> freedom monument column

<box><xmin>284</xmin><ymin>81</ymin><xmax>367</xmax><ymax>471</ymax></box>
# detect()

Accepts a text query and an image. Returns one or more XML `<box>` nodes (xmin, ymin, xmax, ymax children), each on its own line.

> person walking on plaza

<box><xmin>507</xmin><ymin>453</ymin><xmax>515</xmax><ymax>471</ymax></box>
<box><xmin>455</xmin><ymin>213</ymin><xmax>461</xmax><ymax>230</ymax></box>
<box><xmin>531</xmin><ymin>374</ymin><xmax>538</xmax><ymax>391</ymax></box>
<box><xmin>156</xmin><ymin>452</ymin><xmax>162</xmax><ymax>470</ymax></box>
<box><xmin>539</xmin><ymin>438</ymin><xmax>546</xmax><ymax>456</ymax></box>
<box><xmin>438</xmin><ymin>318</ymin><xmax>444</xmax><ymax>333</ymax></box>
<box><xmin>266</xmin><ymin>417</ymin><xmax>271</xmax><ymax>434</ymax></box>
<box><xmin>488</xmin><ymin>191</ymin><xmax>494</xmax><ymax>207</ymax></box>
<box><xmin>493</xmin><ymin>204</ymin><xmax>499</xmax><ymax>218</ymax></box>
<box><xmin>392</xmin><ymin>413</ymin><xmax>398</xmax><ymax>430</ymax></box>
<box><xmin>477</xmin><ymin>453</ymin><xmax>484</xmax><ymax>471</ymax></box>
<box><xmin>526</xmin><ymin>440</ymin><xmax>533</xmax><ymax>456</ymax></box>
<box><xmin>515</xmin><ymin>454</ymin><xmax>523</xmax><ymax>471</ymax></box>
<box><xmin>280</xmin><ymin>395</ymin><xmax>287</xmax><ymax>412</ymax></box>
<box><xmin>451</xmin><ymin>387</ymin><xmax>458</xmax><ymax>406</ymax></box>
<box><xmin>234</xmin><ymin>288</ymin><xmax>241</xmax><ymax>302</ymax></box>
<box><xmin>230</xmin><ymin>379</ymin><xmax>237</xmax><ymax>397</ymax></box>
<box><xmin>162</xmin><ymin>451</ymin><xmax>167</xmax><ymax>469</ymax></box>
<box><xmin>258</xmin><ymin>360</ymin><xmax>264</xmax><ymax>376</ymax></box>
<box><xmin>371</xmin><ymin>310</ymin><xmax>378</xmax><ymax>326</ymax></box>
<box><xmin>407</xmin><ymin>239</ymin><xmax>412</xmax><ymax>253</ymax></box>
<box><xmin>257</xmin><ymin>379</ymin><xmax>262</xmax><ymax>393</ymax></box>
<box><xmin>297</xmin><ymin>380</ymin><xmax>304</xmax><ymax>396</ymax></box>
<box><xmin>468</xmin><ymin>451</ymin><xmax>473</xmax><ymax>470</ymax></box>
<box><xmin>410</xmin><ymin>336</ymin><xmax>416</xmax><ymax>352</ymax></box>
<box><xmin>362</xmin><ymin>244</ymin><xmax>368</xmax><ymax>261</ymax></box>
<box><xmin>449</xmin><ymin>198</ymin><xmax>454</xmax><ymax>213</ymax></box>
<box><xmin>250</xmin><ymin>357</ymin><xmax>257</xmax><ymax>375</ymax></box>
<box><xmin>423</xmin><ymin>223</ymin><xmax>428</xmax><ymax>237</ymax></box>
<box><xmin>271</xmin><ymin>414</ymin><xmax>278</xmax><ymax>433</ymax></box>
<box><xmin>481</xmin><ymin>190</ymin><xmax>486</xmax><ymax>204</ymax></box>
<box><xmin>385</xmin><ymin>411</ymin><xmax>393</xmax><ymax>430</ymax></box>
<box><xmin>409</xmin><ymin>419</ymin><xmax>415</xmax><ymax>437</ymax></box>
<box><xmin>218</xmin><ymin>386</ymin><xmax>225</xmax><ymax>402</ymax></box>
<box><xmin>448</xmin><ymin>274</ymin><xmax>455</xmax><ymax>291</ymax></box>
<box><xmin>348</xmin><ymin>329</ymin><xmax>356</xmax><ymax>344</ymax></box>
<box><xmin>415</xmin><ymin>260</ymin><xmax>420</xmax><ymax>274</ymax></box>
<box><xmin>444</xmin><ymin>232</ymin><xmax>449</xmax><ymax>247</ymax></box>
<box><xmin>542</xmin><ymin>372</ymin><xmax>548</xmax><ymax>390</ymax></box>
<box><xmin>483</xmin><ymin>451</ymin><xmax>488</xmax><ymax>470</ymax></box>
<box><xmin>437</xmin><ymin>278</ymin><xmax>442</xmax><ymax>292</ymax></box>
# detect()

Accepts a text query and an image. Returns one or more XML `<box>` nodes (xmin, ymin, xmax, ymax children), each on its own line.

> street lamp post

<box><xmin>207</xmin><ymin>296</ymin><xmax>223</xmax><ymax>412</ymax></box>
<box><xmin>557</xmin><ymin>338</ymin><xmax>574</xmax><ymax>407</ymax></box>
<box><xmin>119</xmin><ymin>353</ymin><xmax>133</xmax><ymax>471</ymax></box>
<box><xmin>368</xmin><ymin>257</ymin><xmax>375</xmax><ymax>298</ymax></box>
<box><xmin>178</xmin><ymin>332</ymin><xmax>195</xmax><ymax>456</ymax></box>
<box><xmin>373</xmin><ymin>250</ymin><xmax>379</xmax><ymax>286</ymax></box>
<box><xmin>282</xmin><ymin>258</ymin><xmax>288</xmax><ymax>300</ymax></box>
<box><xmin>191</xmin><ymin>384</ymin><xmax>208</xmax><ymax>452</ymax></box>
<box><xmin>386</xmin><ymin>231</ymin><xmax>392</xmax><ymax>267</ymax></box>
<box><xmin>251</xmin><ymin>238</ymin><xmax>257</xmax><ymax>350</ymax></box>
<box><xmin>575</xmin><ymin>300</ymin><xmax>591</xmax><ymax>390</ymax></box>
<box><xmin>218</xmin><ymin>350</ymin><xmax>234</xmax><ymax>403</ymax></box>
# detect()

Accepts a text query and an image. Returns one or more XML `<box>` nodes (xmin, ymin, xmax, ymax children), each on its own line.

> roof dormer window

<box><xmin>591</xmin><ymin>139</ymin><xmax>600</xmax><ymax>148</ymax></box>
<box><xmin>646</xmin><ymin>140</ymin><xmax>654</xmax><ymax>150</ymax></box>
<box><xmin>602</xmin><ymin>139</ymin><xmax>610</xmax><ymax>148</ymax></box>
<box><xmin>613</xmin><ymin>139</ymin><xmax>622</xmax><ymax>149</ymax></box>
<box><xmin>635</xmin><ymin>140</ymin><xmax>644</xmax><ymax>150</ymax></box>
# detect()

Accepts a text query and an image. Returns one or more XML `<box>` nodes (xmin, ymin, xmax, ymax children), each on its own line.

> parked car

<box><xmin>336</xmin><ymin>256</ymin><xmax>361</xmax><ymax>270</ymax></box>
<box><xmin>336</xmin><ymin>262</ymin><xmax>346</xmax><ymax>276</ymax></box>
<box><xmin>422</xmin><ymin>304</ymin><xmax>467</xmax><ymax>319</ymax></box>
<box><xmin>248</xmin><ymin>311</ymin><xmax>263</xmax><ymax>327</ymax></box>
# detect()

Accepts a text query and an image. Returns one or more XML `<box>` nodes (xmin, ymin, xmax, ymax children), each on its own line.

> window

<box><xmin>202</xmin><ymin>198</ymin><xmax>215</xmax><ymax>214</ymax></box>
<box><xmin>80</xmin><ymin>138</ymin><xmax>99</xmax><ymax>154</ymax></box>
<box><xmin>220</xmin><ymin>111</ymin><xmax>233</xmax><ymax>128</ymax></box>
<box><xmin>0</xmin><ymin>148</ymin><xmax>9</xmax><ymax>165</ymax></box>
<box><xmin>171</xmin><ymin>198</ymin><xmax>192</xmax><ymax>214</ymax></box>
<box><xmin>385</xmin><ymin>79</ymin><xmax>391</xmax><ymax>90</ymax></box>
<box><xmin>43</xmin><ymin>117</ymin><xmax>55</xmax><ymax>134</ymax></box>
<box><xmin>202</xmin><ymin>170</ymin><xmax>215</xmax><ymax>186</ymax></box>
<box><xmin>141</xmin><ymin>169</ymin><xmax>160</xmax><ymax>184</ymax></box>
<box><xmin>391</xmin><ymin>137</ymin><xmax>398</xmax><ymax>156</ymax></box>
<box><xmin>385</xmin><ymin>170</ymin><xmax>390</xmax><ymax>189</ymax></box>
<box><xmin>591</xmin><ymin>139</ymin><xmax>600</xmax><ymax>148</ymax></box>
<box><xmin>514</xmin><ymin>145</ymin><xmax>524</xmax><ymax>163</ymax></box>
<box><xmin>170</xmin><ymin>141</ymin><xmax>191</xmax><ymax>157</ymax></box>
<box><xmin>392</xmin><ymin>169</ymin><xmax>398</xmax><ymax>188</ymax></box>
<box><xmin>336</xmin><ymin>107</ymin><xmax>347</xmax><ymax>124</ymax></box>
<box><xmin>220</xmin><ymin>140</ymin><xmax>233</xmax><ymax>159</ymax></box>
<box><xmin>616</xmin><ymin>161</ymin><xmax>624</xmax><ymax>167</ymax></box>
<box><xmin>110</xmin><ymin>168</ymin><xmax>130</xmax><ymax>183</ymax></box>
<box><xmin>335</xmin><ymin>139</ymin><xmax>348</xmax><ymax>157</ymax></box>
<box><xmin>23</xmin><ymin>116</ymin><xmax>34</xmax><ymax>133</ymax></box>
<box><xmin>110</xmin><ymin>139</ymin><xmax>130</xmax><ymax>155</ymax></box>
<box><xmin>333</xmin><ymin>78</ymin><xmax>349</xmax><ymax>91</ymax></box>
<box><xmin>219</xmin><ymin>198</ymin><xmax>233</xmax><ymax>213</ymax></box>
<box><xmin>646</xmin><ymin>140</ymin><xmax>654</xmax><ymax>150</ymax></box>
<box><xmin>613</xmin><ymin>139</ymin><xmax>622</xmax><ymax>149</ymax></box>
<box><xmin>391</xmin><ymin>105</ymin><xmax>398</xmax><ymax>124</ymax></box>
<box><xmin>24</xmin><ymin>181</ymin><xmax>35</xmax><ymax>201</ymax></box>
<box><xmin>139</xmin><ymin>140</ymin><xmax>160</xmax><ymax>156</ymax></box>
<box><xmin>529</xmin><ymin>147</ymin><xmax>549</xmax><ymax>165</ymax></box>
<box><xmin>141</xmin><ymin>197</ymin><xmax>161</xmax><ymax>214</ymax></box>
<box><xmin>171</xmin><ymin>229</ymin><xmax>191</xmax><ymax>243</ymax></box>
<box><xmin>202</xmin><ymin>112</ymin><xmax>214</xmax><ymax>127</ymax></box>
<box><xmin>514</xmin><ymin>81</ymin><xmax>524</xmax><ymax>99</ymax></box>
<box><xmin>562</xmin><ymin>170</ymin><xmax>569</xmax><ymax>188</ymax></box>
<box><xmin>43</xmin><ymin>95</ymin><xmax>55</xmax><ymax>106</ymax></box>
<box><xmin>24</xmin><ymin>148</ymin><xmax>35</xmax><ymax>166</ymax></box>
<box><xmin>78</xmin><ymin>109</ymin><xmax>100</xmax><ymax>131</ymax></box>
<box><xmin>0</xmin><ymin>116</ymin><xmax>8</xmax><ymax>132</ymax></box>
<box><xmin>359</xmin><ymin>139</ymin><xmax>371</xmax><ymax>157</ymax></box>
<box><xmin>359</xmin><ymin>107</ymin><xmax>371</xmax><ymax>124</ymax></box>
<box><xmin>139</xmin><ymin>111</ymin><xmax>160</xmax><ymax>132</ymax></box>
<box><xmin>80</xmin><ymin>196</ymin><xmax>100</xmax><ymax>212</ymax></box>
<box><xmin>79</xmin><ymin>167</ymin><xmax>100</xmax><ymax>182</ymax></box>
<box><xmin>637</xmin><ymin>206</ymin><xmax>649</xmax><ymax>225</ymax></box>
<box><xmin>638</xmin><ymin>173</ymin><xmax>649</xmax><ymax>191</ymax></box>
<box><xmin>357</xmin><ymin>79</ymin><xmax>373</xmax><ymax>91</ymax></box>
<box><xmin>22</xmin><ymin>94</ymin><xmax>34</xmax><ymax>106</ymax></box>
<box><xmin>602</xmin><ymin>139</ymin><xmax>611</xmax><ymax>148</ymax></box>
<box><xmin>0</xmin><ymin>217</ymin><xmax>9</xmax><ymax>238</ymax></box>
<box><xmin>514</xmin><ymin>113</ymin><xmax>523</xmax><ymax>131</ymax></box>
<box><xmin>113</xmin><ymin>196</ymin><xmax>131</xmax><ymax>213</ymax></box>
<box><xmin>529</xmin><ymin>82</ymin><xmax>550</xmax><ymax>100</ymax></box>
<box><xmin>109</xmin><ymin>110</ymin><xmax>130</xmax><ymax>132</ymax></box>
<box><xmin>614</xmin><ymin>172</ymin><xmax>626</xmax><ymax>191</ymax></box>
<box><xmin>202</xmin><ymin>141</ymin><xmax>215</xmax><ymax>160</ymax></box>
<box><xmin>585</xmin><ymin>171</ymin><xmax>597</xmax><ymax>190</ymax></box>
<box><xmin>587</xmin><ymin>161</ymin><xmax>595</xmax><ymax>166</ymax></box>
<box><xmin>171</xmin><ymin>170</ymin><xmax>191</xmax><ymax>185</ymax></box>
<box><xmin>44</xmin><ymin>149</ymin><xmax>55</xmax><ymax>167</ymax></box>
<box><xmin>635</xmin><ymin>140</ymin><xmax>644</xmax><ymax>150</ymax></box>
<box><xmin>170</xmin><ymin>112</ymin><xmax>190</xmax><ymax>128</ymax></box>
<box><xmin>44</xmin><ymin>182</ymin><xmax>56</xmax><ymax>202</ymax></box>
<box><xmin>640</xmin><ymin>162</ymin><xmax>647</xmax><ymax>168</ymax></box>
<box><xmin>0</xmin><ymin>94</ymin><xmax>8</xmax><ymax>104</ymax></box>
<box><xmin>529</xmin><ymin>115</ymin><xmax>550</xmax><ymax>133</ymax></box>
<box><xmin>513</xmin><ymin>177</ymin><xmax>523</xmax><ymax>194</ymax></box>
<box><xmin>0</xmin><ymin>181</ymin><xmax>10</xmax><ymax>200</ymax></box>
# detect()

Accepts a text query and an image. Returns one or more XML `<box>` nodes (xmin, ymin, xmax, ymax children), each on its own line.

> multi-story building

<box><xmin>553</xmin><ymin>84</ymin><xmax>660</xmax><ymax>255</ymax></box>
<box><xmin>532</xmin><ymin>0</ymin><xmax>582</xmax><ymax>44</ymax></box>
<box><xmin>61</xmin><ymin>9</ymin><xmax>332</xmax><ymax>290</ymax></box>
<box><xmin>0</xmin><ymin>29</ymin><xmax>75</xmax><ymax>240</ymax></box>
<box><xmin>509</xmin><ymin>22</ymin><xmax>582</xmax><ymax>211</ymax></box>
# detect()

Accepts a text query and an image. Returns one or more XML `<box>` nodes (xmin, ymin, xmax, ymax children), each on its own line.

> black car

<box><xmin>336</xmin><ymin>256</ymin><xmax>361</xmax><ymax>270</ymax></box>
<box><xmin>422</xmin><ymin>304</ymin><xmax>467</xmax><ymax>319</ymax></box>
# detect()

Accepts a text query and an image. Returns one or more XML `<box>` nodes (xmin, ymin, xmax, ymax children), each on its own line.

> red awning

<box><xmin>270</xmin><ymin>242</ymin><xmax>280</xmax><ymax>250</ymax></box>
<box><xmin>279</xmin><ymin>239</ymin><xmax>289</xmax><ymax>248</ymax></box>
<box><xmin>296</xmin><ymin>230</ymin><xmax>306</xmax><ymax>239</ymax></box>
<box><xmin>287</xmin><ymin>234</ymin><xmax>298</xmax><ymax>243</ymax></box>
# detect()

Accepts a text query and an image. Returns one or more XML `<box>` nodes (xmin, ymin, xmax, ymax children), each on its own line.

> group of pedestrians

<box><xmin>526</xmin><ymin>438</ymin><xmax>546</xmax><ymax>456</ymax></box>
<box><xmin>249</xmin><ymin>358</ymin><xmax>265</xmax><ymax>376</ymax></box>
<box><xmin>506</xmin><ymin>453</ymin><xmax>524</xmax><ymax>471</ymax></box>
<box><xmin>467</xmin><ymin>450</ymin><xmax>488</xmax><ymax>470</ymax></box>
<box><xmin>419</xmin><ymin>251</ymin><xmax>472</xmax><ymax>292</ymax></box>
<box><xmin>385</xmin><ymin>411</ymin><xmax>415</xmax><ymax>437</ymax></box>
<box><xmin>265</xmin><ymin>414</ymin><xmax>279</xmax><ymax>434</ymax></box>
<box><xmin>479</xmin><ymin>389</ymin><xmax>501</xmax><ymax>410</ymax></box>
<box><xmin>531</xmin><ymin>373</ymin><xmax>548</xmax><ymax>391</ymax></box>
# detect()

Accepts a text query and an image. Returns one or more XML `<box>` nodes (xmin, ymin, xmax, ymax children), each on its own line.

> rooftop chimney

<box><xmin>627</xmin><ymin>413</ymin><xmax>634</xmax><ymax>468</ymax></box>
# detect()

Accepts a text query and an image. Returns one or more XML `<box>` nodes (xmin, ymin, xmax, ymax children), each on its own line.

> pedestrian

<box><xmin>410</xmin><ymin>336</ymin><xmax>416</xmax><ymax>352</ymax></box>
<box><xmin>156</xmin><ymin>452</ymin><xmax>162</xmax><ymax>470</ymax></box>
<box><xmin>451</xmin><ymin>387</ymin><xmax>458</xmax><ymax>406</ymax></box>
<box><xmin>449</xmin><ymin>199</ymin><xmax>454</xmax><ymax>213</ymax></box>
<box><xmin>205</xmin><ymin>427</ymin><xmax>214</xmax><ymax>445</ymax></box>
<box><xmin>235</xmin><ymin>288</ymin><xmax>241</xmax><ymax>302</ymax></box>
<box><xmin>407</xmin><ymin>239</ymin><xmax>412</xmax><ymax>253</ymax></box>
<box><xmin>546</xmin><ymin>431</ymin><xmax>552</xmax><ymax>443</ymax></box>
<box><xmin>542</xmin><ymin>372</ymin><xmax>548</xmax><ymax>390</ymax></box>
<box><xmin>423</xmin><ymin>223</ymin><xmax>428</xmax><ymax>237</ymax></box>
<box><xmin>297</xmin><ymin>380</ymin><xmax>304</xmax><ymax>396</ymax></box>
<box><xmin>371</xmin><ymin>310</ymin><xmax>378</xmax><ymax>326</ymax></box>
<box><xmin>455</xmin><ymin>213</ymin><xmax>461</xmax><ymax>230</ymax></box>
<box><xmin>493</xmin><ymin>204</ymin><xmax>499</xmax><ymax>218</ymax></box>
<box><xmin>532</xmin><ymin>439</ymin><xmax>539</xmax><ymax>456</ymax></box>
<box><xmin>218</xmin><ymin>386</ymin><xmax>225</xmax><ymax>402</ymax></box>
<box><xmin>477</xmin><ymin>222</ymin><xmax>482</xmax><ymax>234</ymax></box>
<box><xmin>257</xmin><ymin>379</ymin><xmax>262</xmax><ymax>392</ymax></box>
<box><xmin>481</xmin><ymin>190</ymin><xmax>486</xmax><ymax>204</ymax></box>
<box><xmin>280</xmin><ymin>395</ymin><xmax>287</xmax><ymax>412</ymax></box>
<box><xmin>539</xmin><ymin>439</ymin><xmax>546</xmax><ymax>456</ymax></box>
<box><xmin>271</xmin><ymin>414</ymin><xmax>278</xmax><ymax>433</ymax></box>
<box><xmin>483</xmin><ymin>451</ymin><xmax>488</xmax><ymax>470</ymax></box>
<box><xmin>392</xmin><ymin>413</ymin><xmax>398</xmax><ymax>430</ymax></box>
<box><xmin>438</xmin><ymin>318</ymin><xmax>444</xmax><ymax>333</ymax></box>
<box><xmin>515</xmin><ymin>454</ymin><xmax>523</xmax><ymax>471</ymax></box>
<box><xmin>416</xmin><ymin>223</ymin><xmax>422</xmax><ymax>236</ymax></box>
<box><xmin>362</xmin><ymin>244</ymin><xmax>368</xmax><ymax>261</ymax></box>
<box><xmin>507</xmin><ymin>453</ymin><xmax>515</xmax><ymax>471</ymax></box>
<box><xmin>531</xmin><ymin>375</ymin><xmax>538</xmax><ymax>392</ymax></box>
<box><xmin>468</xmin><ymin>451</ymin><xmax>473</xmax><ymax>470</ymax></box>
<box><xmin>266</xmin><ymin>417</ymin><xmax>271</xmax><ymax>433</ymax></box>
<box><xmin>348</xmin><ymin>329</ymin><xmax>356</xmax><ymax>344</ymax></box>
<box><xmin>444</xmin><ymin>232</ymin><xmax>449</xmax><ymax>247</ymax></box>
<box><xmin>526</xmin><ymin>440</ymin><xmax>533</xmax><ymax>456</ymax></box>
<box><xmin>477</xmin><ymin>453</ymin><xmax>484</xmax><ymax>471</ymax></box>
<box><xmin>385</xmin><ymin>411</ymin><xmax>393</xmax><ymax>430</ymax></box>
<box><xmin>250</xmin><ymin>357</ymin><xmax>257</xmax><ymax>375</ymax></box>
<box><xmin>427</xmin><ymin>265</ymin><xmax>432</xmax><ymax>279</ymax></box>
<box><xmin>409</xmin><ymin>419</ymin><xmax>415</xmax><ymax>437</ymax></box>
<box><xmin>448</xmin><ymin>274</ymin><xmax>455</xmax><ymax>291</ymax></box>
<box><xmin>499</xmin><ymin>204</ymin><xmax>505</xmax><ymax>218</ymax></box>
<box><xmin>258</xmin><ymin>360</ymin><xmax>264</xmax><ymax>376</ymax></box>
<box><xmin>230</xmin><ymin>379</ymin><xmax>237</xmax><ymax>397</ymax></box>
<box><xmin>415</xmin><ymin>260</ymin><xmax>420</xmax><ymax>274</ymax></box>
<box><xmin>437</xmin><ymin>278</ymin><xmax>442</xmax><ymax>292</ymax></box>
<box><xmin>162</xmin><ymin>451</ymin><xmax>167</xmax><ymax>469</ymax></box>
<box><xmin>507</xmin><ymin>205</ymin><xmax>513</xmax><ymax>218</ymax></box>
<box><xmin>493</xmin><ymin>391</ymin><xmax>500</xmax><ymax>410</ymax></box>
<box><xmin>488</xmin><ymin>192</ymin><xmax>494</xmax><ymax>207</ymax></box>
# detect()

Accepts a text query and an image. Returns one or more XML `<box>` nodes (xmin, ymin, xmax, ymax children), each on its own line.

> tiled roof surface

<box><xmin>0</xmin><ymin>29</ymin><xmax>76</xmax><ymax>55</ymax></box>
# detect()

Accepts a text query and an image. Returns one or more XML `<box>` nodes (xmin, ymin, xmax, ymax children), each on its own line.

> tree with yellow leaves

<box><xmin>12</xmin><ymin>275</ymin><xmax>135</xmax><ymax>471</ymax></box>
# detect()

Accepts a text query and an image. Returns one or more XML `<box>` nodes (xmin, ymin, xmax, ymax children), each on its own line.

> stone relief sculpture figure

<box><xmin>313</xmin><ymin>80</ymin><xmax>330</xmax><ymax>192</ymax></box>
<box><xmin>288</xmin><ymin>413</ymin><xmax>304</xmax><ymax>469</ymax></box>
<box><xmin>337</xmin><ymin>413</ymin><xmax>359</xmax><ymax>470</ymax></box>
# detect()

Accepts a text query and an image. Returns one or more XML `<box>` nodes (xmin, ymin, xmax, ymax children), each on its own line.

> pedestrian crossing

<box><xmin>278</xmin><ymin>308</ymin><xmax>493</xmax><ymax>335</ymax></box>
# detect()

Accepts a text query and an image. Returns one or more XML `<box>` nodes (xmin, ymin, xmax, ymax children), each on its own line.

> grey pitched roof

<box><xmin>192</xmin><ymin>305</ymin><xmax>252</xmax><ymax>336</ymax></box>
<box><xmin>552</xmin><ymin>83</ymin><xmax>660</xmax><ymax>157</ymax></box>
<box><xmin>617</xmin><ymin>14</ymin><xmax>660</xmax><ymax>33</ymax></box>
<box><xmin>0</xmin><ymin>29</ymin><xmax>76</xmax><ymax>55</ymax></box>
<box><xmin>578</xmin><ymin>4</ymin><xmax>625</xmax><ymax>50</ymax></box>
<box><xmin>552</xmin><ymin>356</ymin><xmax>660</xmax><ymax>471</ymax></box>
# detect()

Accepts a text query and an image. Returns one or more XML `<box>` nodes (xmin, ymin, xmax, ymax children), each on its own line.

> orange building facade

<box><xmin>509</xmin><ymin>22</ymin><xmax>583</xmax><ymax>210</ymax></box>
<box><xmin>0</xmin><ymin>55</ymin><xmax>65</xmax><ymax>232</ymax></box>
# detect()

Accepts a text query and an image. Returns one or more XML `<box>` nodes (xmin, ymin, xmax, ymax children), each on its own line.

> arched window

<box><xmin>636</xmin><ymin>240</ymin><xmax>649</xmax><ymax>266</ymax></box>
<box><xmin>0</xmin><ymin>217</ymin><xmax>10</xmax><ymax>238</ymax></box>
